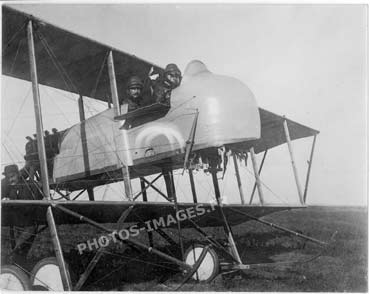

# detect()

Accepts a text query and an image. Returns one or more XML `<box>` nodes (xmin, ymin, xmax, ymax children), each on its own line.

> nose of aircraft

<box><xmin>182</xmin><ymin>60</ymin><xmax>210</xmax><ymax>81</ymax></box>
<box><xmin>170</xmin><ymin>60</ymin><xmax>261</xmax><ymax>149</ymax></box>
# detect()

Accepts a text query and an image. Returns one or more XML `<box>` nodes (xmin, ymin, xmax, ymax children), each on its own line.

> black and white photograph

<box><xmin>0</xmin><ymin>3</ymin><xmax>367</xmax><ymax>292</ymax></box>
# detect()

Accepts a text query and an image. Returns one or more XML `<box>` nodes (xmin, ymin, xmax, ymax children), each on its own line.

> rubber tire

<box><xmin>32</xmin><ymin>284</ymin><xmax>49</xmax><ymax>290</ymax></box>
<box><xmin>184</xmin><ymin>244</ymin><xmax>219</xmax><ymax>282</ymax></box>
<box><xmin>0</xmin><ymin>264</ymin><xmax>32</xmax><ymax>290</ymax></box>
<box><xmin>30</xmin><ymin>257</ymin><xmax>72</xmax><ymax>291</ymax></box>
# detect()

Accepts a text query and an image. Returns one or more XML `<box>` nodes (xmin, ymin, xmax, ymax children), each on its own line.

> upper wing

<box><xmin>232</xmin><ymin>108</ymin><xmax>319</xmax><ymax>154</ymax></box>
<box><xmin>2</xmin><ymin>6</ymin><xmax>163</xmax><ymax>102</ymax></box>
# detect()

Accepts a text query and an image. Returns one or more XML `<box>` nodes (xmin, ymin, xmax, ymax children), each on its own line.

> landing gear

<box><xmin>184</xmin><ymin>244</ymin><xmax>219</xmax><ymax>282</ymax></box>
<box><xmin>0</xmin><ymin>265</ymin><xmax>32</xmax><ymax>290</ymax></box>
<box><xmin>30</xmin><ymin>257</ymin><xmax>72</xmax><ymax>291</ymax></box>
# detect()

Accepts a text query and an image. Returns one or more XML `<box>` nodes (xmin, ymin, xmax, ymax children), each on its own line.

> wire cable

<box><xmin>90</xmin><ymin>51</ymin><xmax>109</xmax><ymax>99</ymax></box>
<box><xmin>5</xmin><ymin>86</ymin><xmax>32</xmax><ymax>136</ymax></box>
<box><xmin>3</xmin><ymin>22</ymin><xmax>27</xmax><ymax>55</ymax></box>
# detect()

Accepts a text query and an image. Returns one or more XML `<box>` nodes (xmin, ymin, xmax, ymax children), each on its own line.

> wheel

<box><xmin>32</xmin><ymin>284</ymin><xmax>49</xmax><ymax>290</ymax></box>
<box><xmin>0</xmin><ymin>264</ymin><xmax>32</xmax><ymax>290</ymax></box>
<box><xmin>184</xmin><ymin>244</ymin><xmax>219</xmax><ymax>282</ymax></box>
<box><xmin>30</xmin><ymin>257</ymin><xmax>72</xmax><ymax>291</ymax></box>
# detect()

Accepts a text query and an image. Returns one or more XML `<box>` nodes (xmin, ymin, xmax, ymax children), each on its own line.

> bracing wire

<box><xmin>36</xmin><ymin>31</ymin><xmax>78</xmax><ymax>93</ymax></box>
<box><xmin>90</xmin><ymin>51</ymin><xmax>109</xmax><ymax>99</ymax></box>
<box><xmin>5</xmin><ymin>86</ymin><xmax>32</xmax><ymax>136</ymax></box>
<box><xmin>101</xmin><ymin>184</ymin><xmax>109</xmax><ymax>201</ymax></box>
<box><xmin>240</xmin><ymin>164</ymin><xmax>290</xmax><ymax>205</ymax></box>
<box><xmin>3</xmin><ymin>22</ymin><xmax>27</xmax><ymax>55</ymax></box>
<box><xmin>85</xmin><ymin>251</ymin><xmax>146</xmax><ymax>288</ymax></box>
<box><xmin>3</xmin><ymin>38</ymin><xmax>24</xmax><ymax>95</ymax></box>
<box><xmin>37</xmin><ymin>36</ymin><xmax>75</xmax><ymax>94</ymax></box>
<box><xmin>2</xmin><ymin>136</ymin><xmax>25</xmax><ymax>169</ymax></box>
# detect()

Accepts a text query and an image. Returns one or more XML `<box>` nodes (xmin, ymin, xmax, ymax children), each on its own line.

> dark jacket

<box><xmin>2</xmin><ymin>178</ymin><xmax>43</xmax><ymax>200</ymax></box>
<box><xmin>127</xmin><ymin>97</ymin><xmax>146</xmax><ymax>112</ymax></box>
<box><xmin>152</xmin><ymin>79</ymin><xmax>172</xmax><ymax>106</ymax></box>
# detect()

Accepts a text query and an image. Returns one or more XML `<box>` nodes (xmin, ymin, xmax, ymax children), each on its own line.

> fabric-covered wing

<box><xmin>1</xmin><ymin>200</ymin><xmax>302</xmax><ymax>227</ymax></box>
<box><xmin>231</xmin><ymin>108</ymin><xmax>319</xmax><ymax>154</ymax></box>
<box><xmin>2</xmin><ymin>6</ymin><xmax>163</xmax><ymax>102</ymax></box>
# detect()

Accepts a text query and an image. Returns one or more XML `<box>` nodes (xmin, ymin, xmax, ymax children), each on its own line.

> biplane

<box><xmin>1</xmin><ymin>5</ymin><xmax>333</xmax><ymax>291</ymax></box>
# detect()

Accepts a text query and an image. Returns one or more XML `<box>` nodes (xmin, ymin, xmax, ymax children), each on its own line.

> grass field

<box><xmin>1</xmin><ymin>206</ymin><xmax>367</xmax><ymax>291</ymax></box>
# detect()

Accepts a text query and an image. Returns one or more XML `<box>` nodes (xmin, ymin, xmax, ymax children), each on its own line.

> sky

<box><xmin>1</xmin><ymin>4</ymin><xmax>368</xmax><ymax>206</ymax></box>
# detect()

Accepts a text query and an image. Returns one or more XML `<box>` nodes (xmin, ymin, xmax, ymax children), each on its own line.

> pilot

<box><xmin>152</xmin><ymin>63</ymin><xmax>182</xmax><ymax>106</ymax></box>
<box><xmin>125</xmin><ymin>76</ymin><xmax>145</xmax><ymax>112</ymax></box>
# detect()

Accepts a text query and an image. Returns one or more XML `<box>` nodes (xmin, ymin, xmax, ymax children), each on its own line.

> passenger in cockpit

<box><xmin>152</xmin><ymin>63</ymin><xmax>182</xmax><ymax>106</ymax></box>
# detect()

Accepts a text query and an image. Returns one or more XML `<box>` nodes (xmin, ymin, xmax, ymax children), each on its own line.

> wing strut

<box><xmin>189</xmin><ymin>170</ymin><xmax>198</xmax><ymax>203</ymax></box>
<box><xmin>27</xmin><ymin>19</ymin><xmax>72</xmax><ymax>290</ymax></box>
<box><xmin>27</xmin><ymin>21</ymin><xmax>50</xmax><ymax>197</ymax></box>
<box><xmin>140</xmin><ymin>178</ymin><xmax>154</xmax><ymax>247</ymax></box>
<box><xmin>283</xmin><ymin>118</ymin><xmax>304</xmax><ymax>204</ymax></box>
<box><xmin>209</xmin><ymin>158</ymin><xmax>242</xmax><ymax>264</ymax></box>
<box><xmin>303</xmin><ymin>134</ymin><xmax>317</xmax><ymax>203</ymax></box>
<box><xmin>249</xmin><ymin>147</ymin><xmax>265</xmax><ymax>204</ymax></box>
<box><xmin>78</xmin><ymin>95</ymin><xmax>95</xmax><ymax>200</ymax></box>
<box><xmin>249</xmin><ymin>149</ymin><xmax>268</xmax><ymax>204</ymax></box>
<box><xmin>162</xmin><ymin>168</ymin><xmax>185</xmax><ymax>260</ymax></box>
<box><xmin>183</xmin><ymin>110</ymin><xmax>199</xmax><ymax>172</ymax></box>
<box><xmin>232</xmin><ymin>153</ymin><xmax>245</xmax><ymax>204</ymax></box>
<box><xmin>107</xmin><ymin>50</ymin><xmax>133</xmax><ymax>200</ymax></box>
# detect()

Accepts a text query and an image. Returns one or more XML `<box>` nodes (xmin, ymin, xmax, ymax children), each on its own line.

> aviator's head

<box><xmin>126</xmin><ymin>76</ymin><xmax>143</xmax><ymax>100</ymax></box>
<box><xmin>3</xmin><ymin>164</ymin><xmax>20</xmax><ymax>185</ymax></box>
<box><xmin>164</xmin><ymin>63</ymin><xmax>182</xmax><ymax>89</ymax></box>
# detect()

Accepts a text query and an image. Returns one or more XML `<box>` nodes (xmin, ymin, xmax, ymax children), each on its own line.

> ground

<box><xmin>1</xmin><ymin>206</ymin><xmax>367</xmax><ymax>291</ymax></box>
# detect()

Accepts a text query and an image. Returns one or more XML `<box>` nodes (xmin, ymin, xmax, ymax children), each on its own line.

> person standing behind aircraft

<box><xmin>152</xmin><ymin>63</ymin><xmax>182</xmax><ymax>106</ymax></box>
<box><xmin>125</xmin><ymin>76</ymin><xmax>145</xmax><ymax>112</ymax></box>
<box><xmin>1</xmin><ymin>164</ymin><xmax>43</xmax><ymax>200</ymax></box>
<box><xmin>1</xmin><ymin>164</ymin><xmax>42</xmax><ymax>257</ymax></box>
